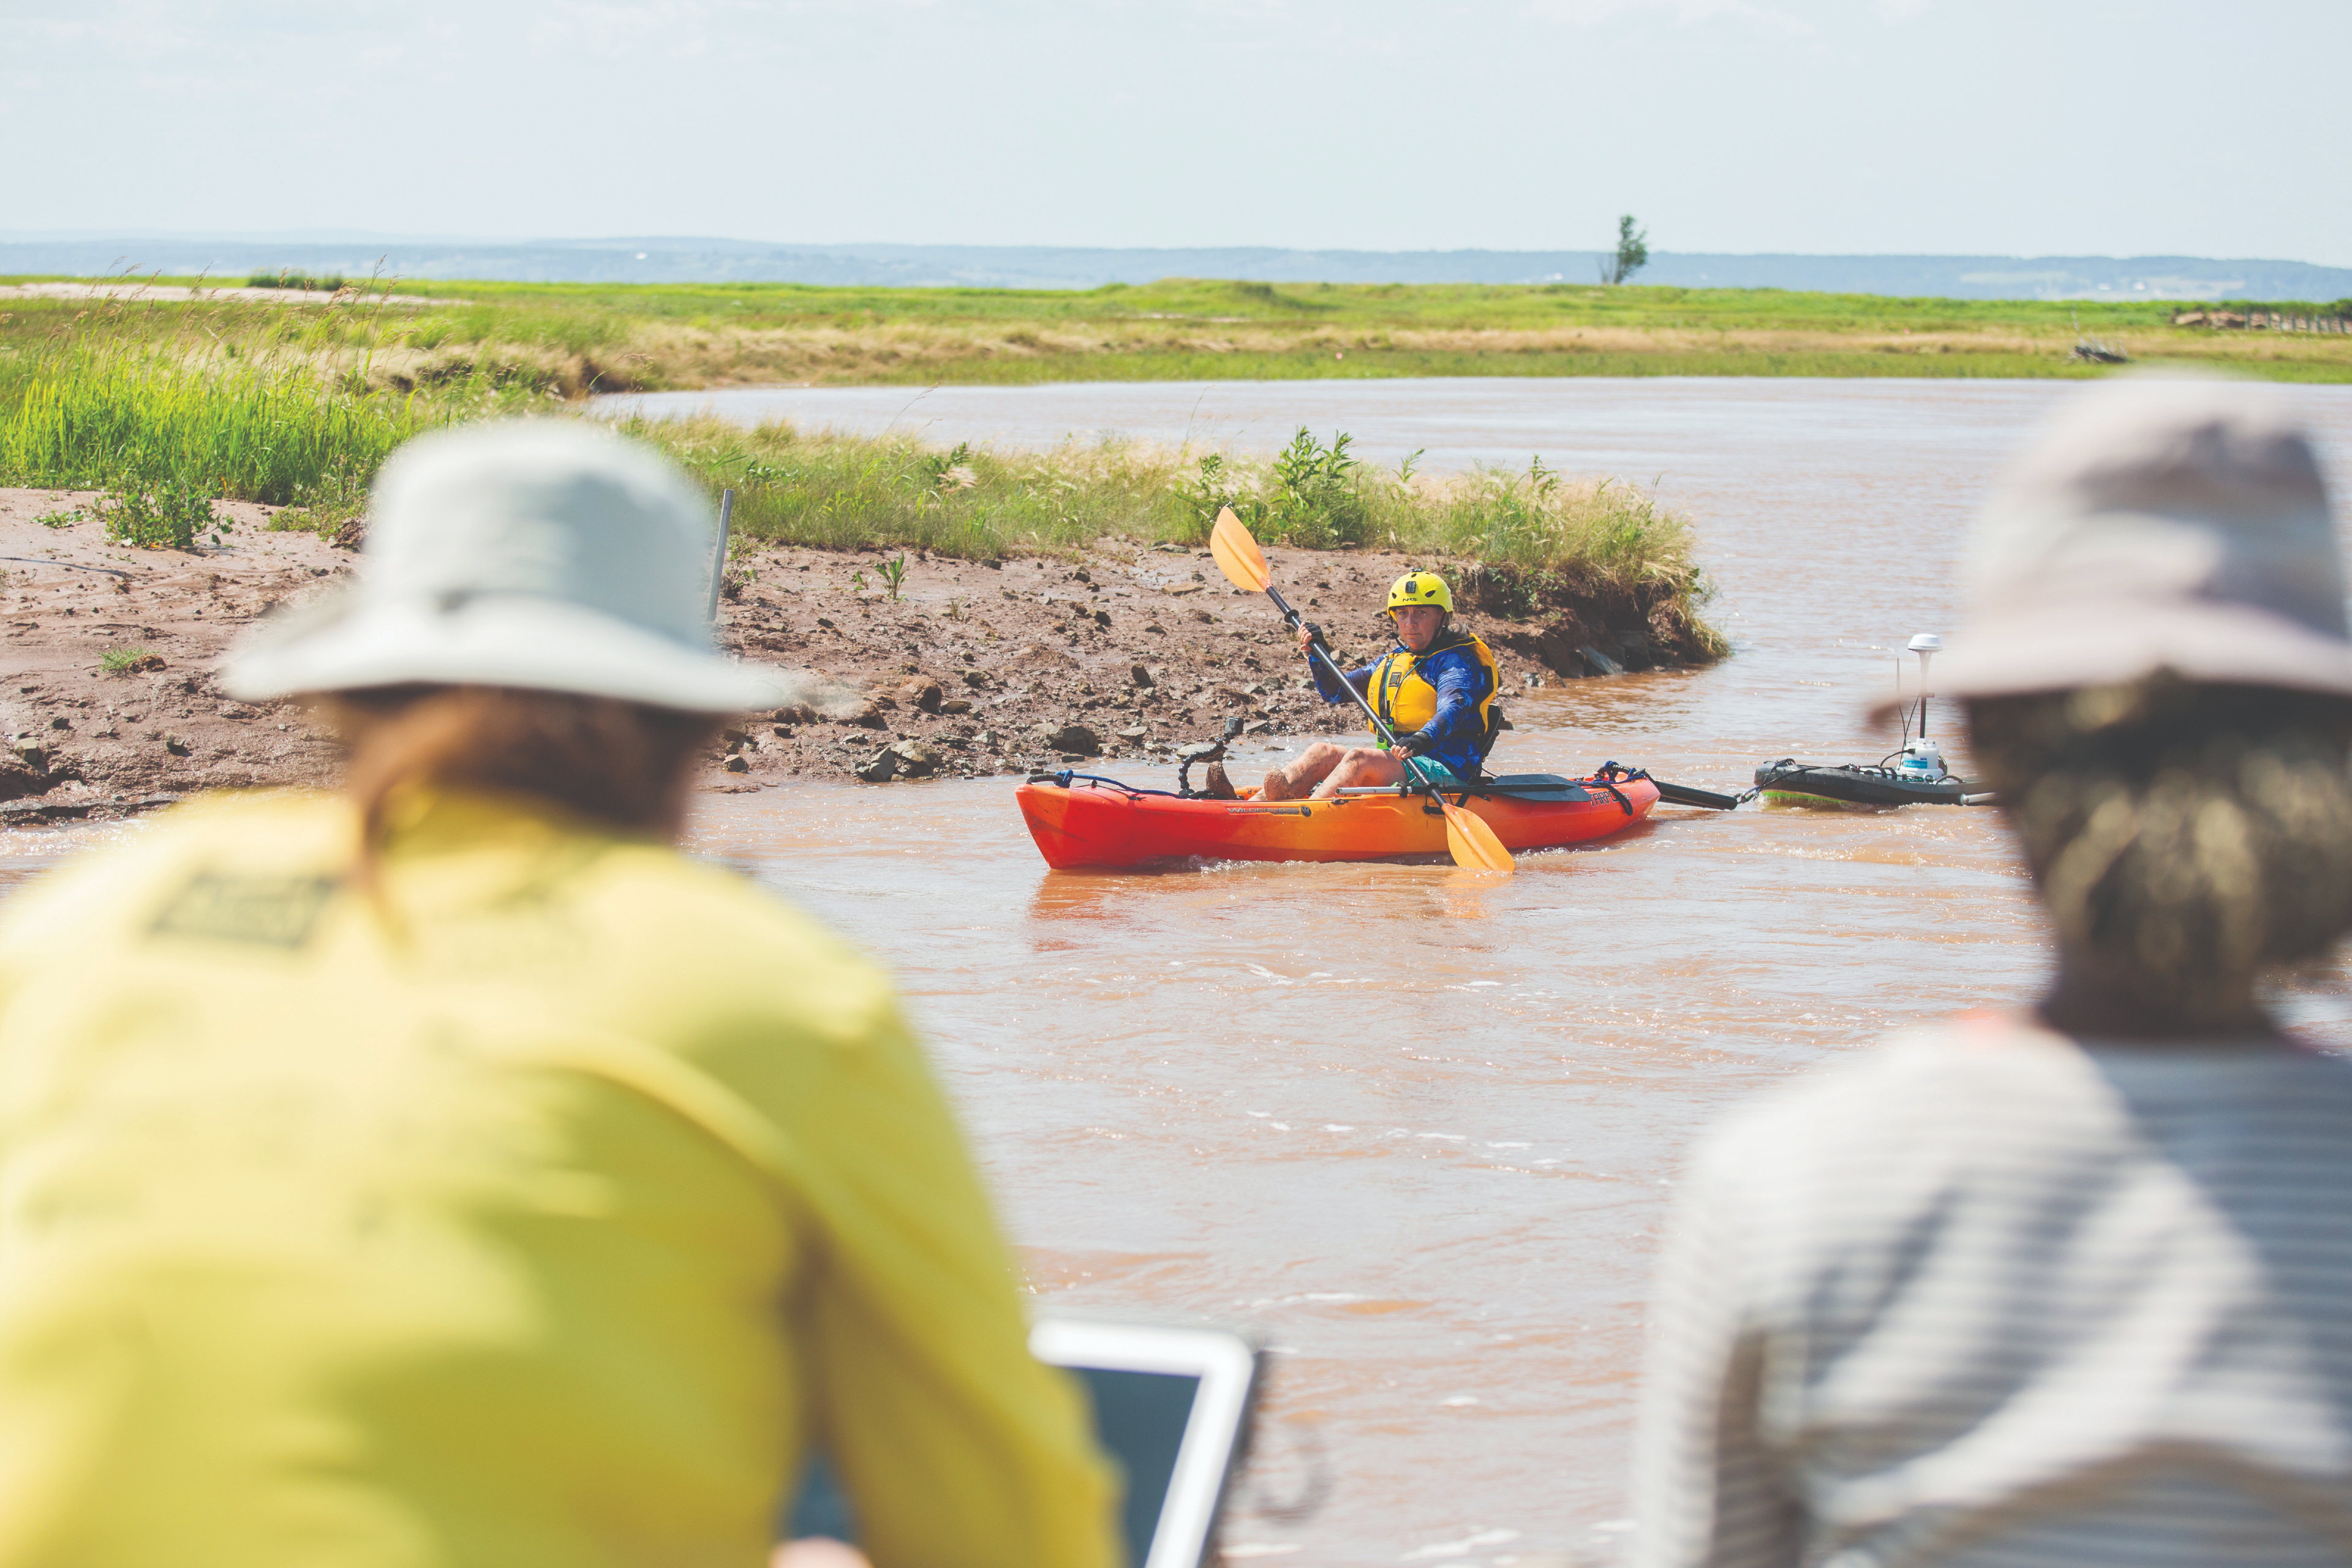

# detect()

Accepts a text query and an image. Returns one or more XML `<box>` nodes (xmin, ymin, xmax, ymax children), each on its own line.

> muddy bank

<box><xmin>0</xmin><ymin>485</ymin><xmax>1700</xmax><ymax>814</ymax></box>
<box><xmin>0</xmin><ymin>488</ymin><xmax>351</xmax><ymax>821</ymax></box>
<box><xmin>709</xmin><ymin>539</ymin><xmax>1702</xmax><ymax>786</ymax></box>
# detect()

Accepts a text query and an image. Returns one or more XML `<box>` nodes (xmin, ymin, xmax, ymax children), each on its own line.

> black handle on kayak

<box><xmin>1652</xmin><ymin>778</ymin><xmax>1744</xmax><ymax>810</ymax></box>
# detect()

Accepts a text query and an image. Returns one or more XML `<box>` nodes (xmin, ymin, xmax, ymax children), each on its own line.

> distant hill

<box><xmin>3</xmin><ymin>233</ymin><xmax>2346</xmax><ymax>302</ymax></box>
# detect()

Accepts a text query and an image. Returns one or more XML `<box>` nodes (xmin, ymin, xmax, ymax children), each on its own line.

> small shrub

<box><xmin>1262</xmin><ymin>428</ymin><xmax>1368</xmax><ymax>549</ymax></box>
<box><xmin>34</xmin><ymin>508</ymin><xmax>80</xmax><ymax>529</ymax></box>
<box><xmin>100</xmin><ymin>647</ymin><xmax>164</xmax><ymax>674</ymax></box>
<box><xmin>101</xmin><ymin>477</ymin><xmax>230</xmax><ymax>550</ymax></box>
<box><xmin>916</xmin><ymin>442</ymin><xmax>977</xmax><ymax>493</ymax></box>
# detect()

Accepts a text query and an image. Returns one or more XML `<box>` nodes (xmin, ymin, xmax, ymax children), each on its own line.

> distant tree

<box><xmin>1599</xmin><ymin>215</ymin><xmax>1649</xmax><ymax>285</ymax></box>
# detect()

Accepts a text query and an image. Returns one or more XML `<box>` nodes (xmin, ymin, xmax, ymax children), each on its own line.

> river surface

<box><xmin>15</xmin><ymin>379</ymin><xmax>2352</xmax><ymax>1566</ymax></box>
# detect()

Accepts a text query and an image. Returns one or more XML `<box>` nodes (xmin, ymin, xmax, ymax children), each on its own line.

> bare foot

<box><xmin>1261</xmin><ymin>768</ymin><xmax>1300</xmax><ymax>801</ymax></box>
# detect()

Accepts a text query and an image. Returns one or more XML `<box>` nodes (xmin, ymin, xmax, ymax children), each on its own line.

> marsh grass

<box><xmin>621</xmin><ymin>412</ymin><xmax>1723</xmax><ymax>653</ymax></box>
<box><xmin>0</xmin><ymin>293</ymin><xmax>552</xmax><ymax>517</ymax></box>
<box><xmin>0</xmin><ymin>299</ymin><xmax>427</xmax><ymax>505</ymax></box>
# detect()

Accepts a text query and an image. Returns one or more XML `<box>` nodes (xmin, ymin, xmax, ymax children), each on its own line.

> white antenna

<box><xmin>1907</xmin><ymin>633</ymin><xmax>1941</xmax><ymax>739</ymax></box>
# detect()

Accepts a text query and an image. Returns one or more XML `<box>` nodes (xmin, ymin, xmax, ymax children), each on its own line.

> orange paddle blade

<box><xmin>1209</xmin><ymin>507</ymin><xmax>1270</xmax><ymax>594</ymax></box>
<box><xmin>1440</xmin><ymin>799</ymin><xmax>1515</xmax><ymax>875</ymax></box>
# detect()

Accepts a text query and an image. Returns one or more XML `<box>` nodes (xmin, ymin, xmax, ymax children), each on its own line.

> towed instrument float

<box><xmin>1752</xmin><ymin>633</ymin><xmax>1999</xmax><ymax>809</ymax></box>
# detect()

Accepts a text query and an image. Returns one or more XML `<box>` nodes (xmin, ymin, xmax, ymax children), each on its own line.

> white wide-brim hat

<box><xmin>1923</xmin><ymin>375</ymin><xmax>2352</xmax><ymax>706</ymax></box>
<box><xmin>222</xmin><ymin>421</ymin><xmax>782</xmax><ymax>714</ymax></box>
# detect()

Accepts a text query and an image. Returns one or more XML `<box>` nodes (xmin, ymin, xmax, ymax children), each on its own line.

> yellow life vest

<box><xmin>1369</xmin><ymin>630</ymin><xmax>1501</xmax><ymax>747</ymax></box>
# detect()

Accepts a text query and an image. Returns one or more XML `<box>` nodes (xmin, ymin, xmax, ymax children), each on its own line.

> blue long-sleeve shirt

<box><xmin>1310</xmin><ymin>642</ymin><xmax>1488</xmax><ymax>779</ymax></box>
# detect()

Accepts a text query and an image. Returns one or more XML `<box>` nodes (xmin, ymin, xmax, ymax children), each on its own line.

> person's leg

<box><xmin>1313</xmin><ymin>748</ymin><xmax>1411</xmax><ymax>797</ymax></box>
<box><xmin>1261</xmin><ymin>742</ymin><xmax>1348</xmax><ymax>802</ymax></box>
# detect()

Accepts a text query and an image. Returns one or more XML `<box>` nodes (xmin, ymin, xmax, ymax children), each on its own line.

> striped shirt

<box><xmin>1632</xmin><ymin>1013</ymin><xmax>2352</xmax><ymax>1568</ymax></box>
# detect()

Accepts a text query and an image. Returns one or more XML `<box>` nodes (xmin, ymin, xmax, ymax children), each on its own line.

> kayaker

<box><xmin>0</xmin><ymin>423</ymin><xmax>1117</xmax><ymax>1568</ymax></box>
<box><xmin>1216</xmin><ymin>569</ymin><xmax>1498</xmax><ymax>801</ymax></box>
<box><xmin>1633</xmin><ymin>379</ymin><xmax>2352</xmax><ymax>1568</ymax></box>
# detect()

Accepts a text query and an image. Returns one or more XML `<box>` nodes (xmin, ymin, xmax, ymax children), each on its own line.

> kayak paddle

<box><xmin>1208</xmin><ymin>507</ymin><xmax>1514</xmax><ymax>876</ymax></box>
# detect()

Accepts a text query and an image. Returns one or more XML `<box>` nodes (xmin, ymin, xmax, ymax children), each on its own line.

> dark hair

<box><xmin>1967</xmin><ymin>677</ymin><xmax>2352</xmax><ymax>1012</ymax></box>
<box><xmin>319</xmin><ymin>686</ymin><xmax>718</xmax><ymax>879</ymax></box>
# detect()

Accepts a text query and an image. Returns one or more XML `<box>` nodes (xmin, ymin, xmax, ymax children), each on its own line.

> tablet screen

<box><xmin>784</xmin><ymin>1317</ymin><xmax>1259</xmax><ymax>1568</ymax></box>
<box><xmin>1070</xmin><ymin>1365</ymin><xmax>1200</xmax><ymax>1559</ymax></box>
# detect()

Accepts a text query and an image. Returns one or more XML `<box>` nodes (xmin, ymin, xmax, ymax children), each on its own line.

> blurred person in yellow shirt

<box><xmin>0</xmin><ymin>423</ymin><xmax>1118</xmax><ymax>1568</ymax></box>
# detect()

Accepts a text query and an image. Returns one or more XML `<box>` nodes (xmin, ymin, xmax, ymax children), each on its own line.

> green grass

<box><xmin>634</xmin><ymin>414</ymin><xmax>1727</xmax><ymax>658</ymax></box>
<box><xmin>0</xmin><ymin>336</ymin><xmax>428</xmax><ymax>505</ymax></box>
<box><xmin>5</xmin><ymin>274</ymin><xmax>2347</xmax><ymax>392</ymax></box>
<box><xmin>87</xmin><ymin>273</ymin><xmax>2326</xmax><ymax>336</ymax></box>
<box><xmin>630</xmin><ymin>412</ymin><xmax>1681</xmax><ymax>564</ymax></box>
<box><xmin>0</xmin><ymin>293</ymin><xmax>553</xmax><ymax>516</ymax></box>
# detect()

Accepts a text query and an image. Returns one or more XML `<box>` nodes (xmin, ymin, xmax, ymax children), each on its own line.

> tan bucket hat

<box><xmin>1924</xmin><ymin>375</ymin><xmax>2352</xmax><ymax>705</ymax></box>
<box><xmin>222</xmin><ymin>421</ymin><xmax>782</xmax><ymax>714</ymax></box>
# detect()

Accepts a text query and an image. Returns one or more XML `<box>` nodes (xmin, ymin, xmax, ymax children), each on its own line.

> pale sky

<box><xmin>5</xmin><ymin>0</ymin><xmax>2347</xmax><ymax>266</ymax></box>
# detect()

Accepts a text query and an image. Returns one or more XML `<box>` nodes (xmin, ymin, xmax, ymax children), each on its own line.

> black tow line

<box><xmin>1595</xmin><ymin>761</ymin><xmax>1752</xmax><ymax>812</ymax></box>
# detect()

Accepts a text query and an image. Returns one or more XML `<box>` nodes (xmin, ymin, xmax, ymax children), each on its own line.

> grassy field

<box><xmin>6</xmin><ymin>274</ymin><xmax>2350</xmax><ymax>396</ymax></box>
<box><xmin>0</xmin><ymin>290</ymin><xmax>1727</xmax><ymax>655</ymax></box>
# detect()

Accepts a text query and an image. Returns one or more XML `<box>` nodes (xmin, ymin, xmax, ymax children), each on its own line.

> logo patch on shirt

<box><xmin>149</xmin><ymin>872</ymin><xmax>339</xmax><ymax>949</ymax></box>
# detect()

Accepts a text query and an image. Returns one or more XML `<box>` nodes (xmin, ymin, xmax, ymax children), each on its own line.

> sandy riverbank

<box><xmin>0</xmin><ymin>486</ymin><xmax>1685</xmax><ymax>819</ymax></box>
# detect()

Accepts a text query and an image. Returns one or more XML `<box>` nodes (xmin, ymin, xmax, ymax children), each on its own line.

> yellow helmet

<box><xmin>1385</xmin><ymin>570</ymin><xmax>1453</xmax><ymax>614</ymax></box>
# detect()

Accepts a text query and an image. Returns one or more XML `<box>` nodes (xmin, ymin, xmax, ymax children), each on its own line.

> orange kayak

<box><xmin>1016</xmin><ymin>770</ymin><xmax>1659</xmax><ymax>870</ymax></box>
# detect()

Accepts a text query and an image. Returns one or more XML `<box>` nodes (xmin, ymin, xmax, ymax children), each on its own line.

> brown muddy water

<box><xmin>15</xmin><ymin>380</ymin><xmax>2352</xmax><ymax>1567</ymax></box>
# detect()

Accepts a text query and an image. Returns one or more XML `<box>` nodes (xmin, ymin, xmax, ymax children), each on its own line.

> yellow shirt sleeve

<box><xmin>784</xmin><ymin>1003</ymin><xmax>1115</xmax><ymax>1568</ymax></box>
<box><xmin>559</xmin><ymin>842</ymin><xmax>1123</xmax><ymax>1568</ymax></box>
